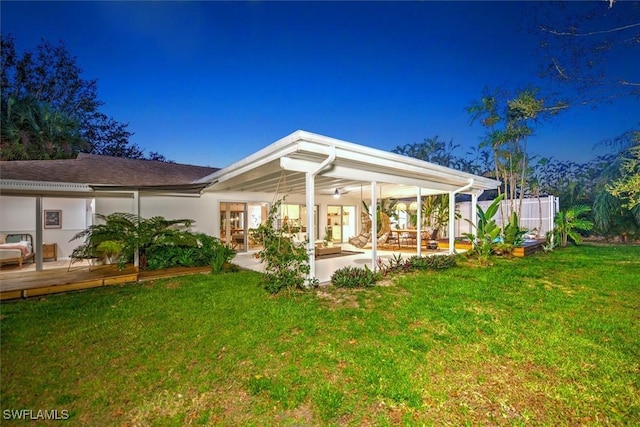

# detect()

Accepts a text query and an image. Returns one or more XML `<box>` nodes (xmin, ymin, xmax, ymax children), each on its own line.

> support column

<box><xmin>133</xmin><ymin>191</ymin><xmax>140</xmax><ymax>268</ymax></box>
<box><xmin>448</xmin><ymin>192</ymin><xmax>456</xmax><ymax>254</ymax></box>
<box><xmin>471</xmin><ymin>193</ymin><xmax>479</xmax><ymax>235</ymax></box>
<box><xmin>416</xmin><ymin>188</ymin><xmax>422</xmax><ymax>257</ymax></box>
<box><xmin>35</xmin><ymin>195</ymin><xmax>43</xmax><ymax>271</ymax></box>
<box><xmin>370</xmin><ymin>181</ymin><xmax>377</xmax><ymax>271</ymax></box>
<box><xmin>306</xmin><ymin>172</ymin><xmax>316</xmax><ymax>280</ymax></box>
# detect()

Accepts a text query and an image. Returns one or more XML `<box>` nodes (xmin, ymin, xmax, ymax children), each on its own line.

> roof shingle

<box><xmin>0</xmin><ymin>153</ymin><xmax>219</xmax><ymax>186</ymax></box>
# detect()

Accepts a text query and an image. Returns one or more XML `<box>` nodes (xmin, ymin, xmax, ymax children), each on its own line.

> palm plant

<box><xmin>553</xmin><ymin>205</ymin><xmax>594</xmax><ymax>247</ymax></box>
<box><xmin>1</xmin><ymin>96</ymin><xmax>88</xmax><ymax>160</ymax></box>
<box><xmin>420</xmin><ymin>194</ymin><xmax>458</xmax><ymax>238</ymax></box>
<box><xmin>464</xmin><ymin>194</ymin><xmax>504</xmax><ymax>265</ymax></box>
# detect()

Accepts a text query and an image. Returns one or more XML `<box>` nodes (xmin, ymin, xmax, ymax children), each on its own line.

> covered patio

<box><xmin>233</xmin><ymin>243</ymin><xmax>451</xmax><ymax>284</ymax></box>
<box><xmin>200</xmin><ymin>130</ymin><xmax>501</xmax><ymax>280</ymax></box>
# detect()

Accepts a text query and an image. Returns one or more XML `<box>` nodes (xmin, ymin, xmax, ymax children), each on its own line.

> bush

<box><xmin>331</xmin><ymin>266</ymin><xmax>379</xmax><ymax>288</ymax></box>
<box><xmin>405</xmin><ymin>254</ymin><xmax>457</xmax><ymax>271</ymax></box>
<box><xmin>144</xmin><ymin>232</ymin><xmax>235</xmax><ymax>272</ymax></box>
<box><xmin>493</xmin><ymin>243</ymin><xmax>514</xmax><ymax>256</ymax></box>
<box><xmin>192</xmin><ymin>233</ymin><xmax>236</xmax><ymax>273</ymax></box>
<box><xmin>254</xmin><ymin>199</ymin><xmax>317</xmax><ymax>293</ymax></box>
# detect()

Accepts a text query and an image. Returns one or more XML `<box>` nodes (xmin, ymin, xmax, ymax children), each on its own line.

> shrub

<box><xmin>129</xmin><ymin>232</ymin><xmax>235</xmax><ymax>272</ymax></box>
<box><xmin>70</xmin><ymin>212</ymin><xmax>196</xmax><ymax>270</ymax></box>
<box><xmin>493</xmin><ymin>243</ymin><xmax>514</xmax><ymax>256</ymax></box>
<box><xmin>376</xmin><ymin>253</ymin><xmax>407</xmax><ymax>277</ymax></box>
<box><xmin>191</xmin><ymin>233</ymin><xmax>236</xmax><ymax>273</ymax></box>
<box><xmin>463</xmin><ymin>194</ymin><xmax>504</xmax><ymax>265</ymax></box>
<box><xmin>254</xmin><ymin>199</ymin><xmax>317</xmax><ymax>293</ymax></box>
<box><xmin>331</xmin><ymin>265</ymin><xmax>379</xmax><ymax>288</ymax></box>
<box><xmin>406</xmin><ymin>254</ymin><xmax>457</xmax><ymax>271</ymax></box>
<box><xmin>503</xmin><ymin>211</ymin><xmax>526</xmax><ymax>246</ymax></box>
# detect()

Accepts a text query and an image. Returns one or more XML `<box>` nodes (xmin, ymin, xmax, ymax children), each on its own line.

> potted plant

<box><xmin>95</xmin><ymin>240</ymin><xmax>123</xmax><ymax>265</ymax></box>
<box><xmin>323</xmin><ymin>227</ymin><xmax>334</xmax><ymax>247</ymax></box>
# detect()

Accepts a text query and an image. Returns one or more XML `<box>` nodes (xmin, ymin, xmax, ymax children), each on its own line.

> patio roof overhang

<box><xmin>0</xmin><ymin>180</ymin><xmax>207</xmax><ymax>198</ymax></box>
<box><xmin>200</xmin><ymin>130</ymin><xmax>501</xmax><ymax>281</ymax></box>
<box><xmin>200</xmin><ymin>130</ymin><xmax>500</xmax><ymax>198</ymax></box>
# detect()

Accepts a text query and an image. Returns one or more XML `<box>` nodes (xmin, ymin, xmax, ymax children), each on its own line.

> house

<box><xmin>0</xmin><ymin>130</ymin><xmax>500</xmax><ymax>277</ymax></box>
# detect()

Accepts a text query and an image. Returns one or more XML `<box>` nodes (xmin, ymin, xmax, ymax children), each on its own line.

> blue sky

<box><xmin>2</xmin><ymin>1</ymin><xmax>637</xmax><ymax>167</ymax></box>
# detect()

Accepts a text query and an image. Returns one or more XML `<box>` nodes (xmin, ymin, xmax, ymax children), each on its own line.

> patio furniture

<box><xmin>315</xmin><ymin>245</ymin><xmax>342</xmax><ymax>257</ymax></box>
<box><xmin>422</xmin><ymin>228</ymin><xmax>439</xmax><ymax>250</ymax></box>
<box><xmin>348</xmin><ymin>212</ymin><xmax>391</xmax><ymax>248</ymax></box>
<box><xmin>398</xmin><ymin>230</ymin><xmax>417</xmax><ymax>247</ymax></box>
<box><xmin>349</xmin><ymin>213</ymin><xmax>372</xmax><ymax>248</ymax></box>
<box><xmin>67</xmin><ymin>245</ymin><xmax>102</xmax><ymax>272</ymax></box>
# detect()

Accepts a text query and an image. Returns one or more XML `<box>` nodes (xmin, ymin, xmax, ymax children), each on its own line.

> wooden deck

<box><xmin>0</xmin><ymin>265</ymin><xmax>211</xmax><ymax>301</ymax></box>
<box><xmin>437</xmin><ymin>239</ymin><xmax>545</xmax><ymax>257</ymax></box>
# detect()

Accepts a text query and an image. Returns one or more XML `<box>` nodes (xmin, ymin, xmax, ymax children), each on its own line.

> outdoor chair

<box><xmin>422</xmin><ymin>228</ymin><xmax>439</xmax><ymax>250</ymax></box>
<box><xmin>67</xmin><ymin>248</ymin><xmax>100</xmax><ymax>271</ymax></box>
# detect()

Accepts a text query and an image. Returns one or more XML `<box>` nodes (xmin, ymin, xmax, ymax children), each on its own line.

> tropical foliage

<box><xmin>331</xmin><ymin>265</ymin><xmax>378</xmax><ymax>288</ymax></box>
<box><xmin>253</xmin><ymin>199</ymin><xmax>317</xmax><ymax>293</ymax></box>
<box><xmin>1</xmin><ymin>34</ymin><xmax>167</xmax><ymax>160</ymax></box>
<box><xmin>420</xmin><ymin>194</ymin><xmax>455</xmax><ymax>238</ymax></box>
<box><xmin>463</xmin><ymin>194</ymin><xmax>504</xmax><ymax>265</ymax></box>
<box><xmin>0</xmin><ymin>96</ymin><xmax>89</xmax><ymax>160</ymax></box>
<box><xmin>362</xmin><ymin>198</ymin><xmax>399</xmax><ymax>232</ymax></box>
<box><xmin>467</xmin><ymin>87</ymin><xmax>566</xmax><ymax>225</ymax></box>
<box><xmin>607</xmin><ymin>132</ymin><xmax>640</xmax><ymax>210</ymax></box>
<box><xmin>69</xmin><ymin>213</ymin><xmax>234</xmax><ymax>271</ymax></box>
<box><xmin>392</xmin><ymin>135</ymin><xmax>492</xmax><ymax>174</ymax></box>
<box><xmin>553</xmin><ymin>205</ymin><xmax>594</xmax><ymax>247</ymax></box>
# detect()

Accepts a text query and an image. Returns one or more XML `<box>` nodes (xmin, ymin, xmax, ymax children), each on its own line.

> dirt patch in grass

<box><xmin>419</xmin><ymin>348</ymin><xmax>595</xmax><ymax>425</ymax></box>
<box><xmin>273</xmin><ymin>402</ymin><xmax>316</xmax><ymax>425</ymax></box>
<box><xmin>126</xmin><ymin>384</ymin><xmax>254</xmax><ymax>426</ymax></box>
<box><xmin>376</xmin><ymin>278</ymin><xmax>396</xmax><ymax>287</ymax></box>
<box><xmin>315</xmin><ymin>288</ymin><xmax>361</xmax><ymax>309</ymax></box>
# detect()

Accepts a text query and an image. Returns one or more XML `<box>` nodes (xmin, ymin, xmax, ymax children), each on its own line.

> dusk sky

<box><xmin>2</xmin><ymin>1</ymin><xmax>638</xmax><ymax>168</ymax></box>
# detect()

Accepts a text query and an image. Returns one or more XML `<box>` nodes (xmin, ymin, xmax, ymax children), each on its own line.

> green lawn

<box><xmin>1</xmin><ymin>244</ymin><xmax>639</xmax><ymax>425</ymax></box>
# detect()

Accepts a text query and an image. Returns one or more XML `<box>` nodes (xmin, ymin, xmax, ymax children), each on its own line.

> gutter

<box><xmin>309</xmin><ymin>145</ymin><xmax>336</xmax><ymax>179</ymax></box>
<box><xmin>306</xmin><ymin>146</ymin><xmax>336</xmax><ymax>282</ymax></box>
<box><xmin>448</xmin><ymin>178</ymin><xmax>474</xmax><ymax>254</ymax></box>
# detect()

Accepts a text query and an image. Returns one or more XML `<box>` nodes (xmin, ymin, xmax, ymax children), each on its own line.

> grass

<box><xmin>1</xmin><ymin>244</ymin><xmax>639</xmax><ymax>425</ymax></box>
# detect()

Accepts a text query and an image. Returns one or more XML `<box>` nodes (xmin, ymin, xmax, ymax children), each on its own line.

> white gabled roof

<box><xmin>201</xmin><ymin>130</ymin><xmax>500</xmax><ymax>198</ymax></box>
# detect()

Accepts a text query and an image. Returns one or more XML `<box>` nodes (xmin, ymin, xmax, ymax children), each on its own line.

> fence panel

<box><xmin>455</xmin><ymin>196</ymin><xmax>559</xmax><ymax>238</ymax></box>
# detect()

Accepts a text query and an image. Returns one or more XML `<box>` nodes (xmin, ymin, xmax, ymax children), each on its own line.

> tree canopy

<box><xmin>1</xmin><ymin>35</ymin><xmax>167</xmax><ymax>161</ymax></box>
<box><xmin>534</xmin><ymin>1</ymin><xmax>640</xmax><ymax>106</ymax></box>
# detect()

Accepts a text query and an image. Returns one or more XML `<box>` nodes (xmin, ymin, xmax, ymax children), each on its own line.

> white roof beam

<box><xmin>281</xmin><ymin>157</ymin><xmax>462</xmax><ymax>193</ymax></box>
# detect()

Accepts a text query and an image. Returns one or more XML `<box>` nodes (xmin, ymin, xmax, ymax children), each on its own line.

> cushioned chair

<box><xmin>422</xmin><ymin>228</ymin><xmax>439</xmax><ymax>250</ymax></box>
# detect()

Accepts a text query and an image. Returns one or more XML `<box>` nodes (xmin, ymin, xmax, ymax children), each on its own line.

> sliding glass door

<box><xmin>327</xmin><ymin>205</ymin><xmax>356</xmax><ymax>243</ymax></box>
<box><xmin>220</xmin><ymin>202</ymin><xmax>269</xmax><ymax>252</ymax></box>
<box><xmin>220</xmin><ymin>202</ymin><xmax>246</xmax><ymax>251</ymax></box>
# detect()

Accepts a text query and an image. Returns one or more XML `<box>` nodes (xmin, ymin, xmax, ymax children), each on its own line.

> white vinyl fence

<box><xmin>455</xmin><ymin>195</ymin><xmax>560</xmax><ymax>238</ymax></box>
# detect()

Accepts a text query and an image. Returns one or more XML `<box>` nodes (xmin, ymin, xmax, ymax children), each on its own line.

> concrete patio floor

<box><xmin>233</xmin><ymin>243</ymin><xmax>451</xmax><ymax>284</ymax></box>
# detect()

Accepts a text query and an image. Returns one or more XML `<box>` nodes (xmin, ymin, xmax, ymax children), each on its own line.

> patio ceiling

<box><xmin>201</xmin><ymin>130</ymin><xmax>500</xmax><ymax>199</ymax></box>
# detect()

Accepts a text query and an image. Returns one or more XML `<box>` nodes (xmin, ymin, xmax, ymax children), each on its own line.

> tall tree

<box><xmin>534</xmin><ymin>1</ymin><xmax>640</xmax><ymax>105</ymax></box>
<box><xmin>1</xmin><ymin>96</ymin><xmax>89</xmax><ymax>160</ymax></box>
<box><xmin>392</xmin><ymin>135</ymin><xmax>492</xmax><ymax>175</ymax></box>
<box><xmin>1</xmin><ymin>35</ymin><xmax>166</xmax><ymax>160</ymax></box>
<box><xmin>467</xmin><ymin>87</ymin><xmax>563</xmax><ymax>223</ymax></box>
<box><xmin>607</xmin><ymin>131</ymin><xmax>640</xmax><ymax>209</ymax></box>
<box><xmin>592</xmin><ymin>129</ymin><xmax>640</xmax><ymax>240</ymax></box>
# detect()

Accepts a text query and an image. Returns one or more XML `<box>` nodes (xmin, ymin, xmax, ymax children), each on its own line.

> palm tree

<box><xmin>554</xmin><ymin>205</ymin><xmax>594</xmax><ymax>247</ymax></box>
<box><xmin>1</xmin><ymin>96</ymin><xmax>88</xmax><ymax>160</ymax></box>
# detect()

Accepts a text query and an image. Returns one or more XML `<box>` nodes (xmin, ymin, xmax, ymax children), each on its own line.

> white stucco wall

<box><xmin>0</xmin><ymin>195</ymin><xmax>90</xmax><ymax>259</ymax></box>
<box><xmin>0</xmin><ymin>191</ymin><xmax>365</xmax><ymax>260</ymax></box>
